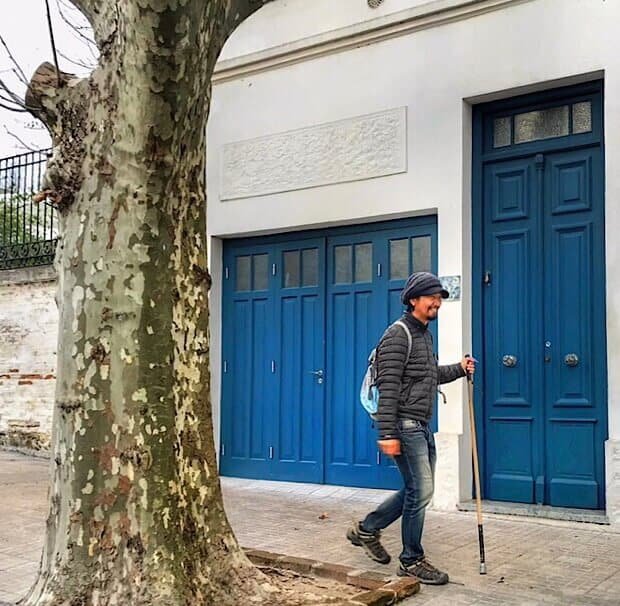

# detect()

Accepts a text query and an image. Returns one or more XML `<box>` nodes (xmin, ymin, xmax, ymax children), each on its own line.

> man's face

<box><xmin>411</xmin><ymin>293</ymin><xmax>443</xmax><ymax>322</ymax></box>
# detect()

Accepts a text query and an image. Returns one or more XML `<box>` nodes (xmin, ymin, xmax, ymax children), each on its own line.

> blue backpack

<box><xmin>359</xmin><ymin>320</ymin><xmax>413</xmax><ymax>420</ymax></box>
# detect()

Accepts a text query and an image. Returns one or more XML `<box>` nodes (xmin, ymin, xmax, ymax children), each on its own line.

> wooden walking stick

<box><xmin>466</xmin><ymin>358</ymin><xmax>487</xmax><ymax>574</ymax></box>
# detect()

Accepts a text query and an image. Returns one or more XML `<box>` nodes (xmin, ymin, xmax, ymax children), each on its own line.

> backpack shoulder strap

<box><xmin>392</xmin><ymin>320</ymin><xmax>413</xmax><ymax>361</ymax></box>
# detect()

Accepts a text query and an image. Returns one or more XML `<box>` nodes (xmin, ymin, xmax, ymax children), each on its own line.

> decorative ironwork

<box><xmin>0</xmin><ymin>149</ymin><xmax>58</xmax><ymax>270</ymax></box>
<box><xmin>368</xmin><ymin>0</ymin><xmax>385</xmax><ymax>7</ymax></box>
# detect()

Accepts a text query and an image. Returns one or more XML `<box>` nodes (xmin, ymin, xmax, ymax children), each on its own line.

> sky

<box><xmin>0</xmin><ymin>0</ymin><xmax>93</xmax><ymax>158</ymax></box>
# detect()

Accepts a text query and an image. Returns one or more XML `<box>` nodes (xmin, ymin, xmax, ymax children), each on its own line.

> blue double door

<box><xmin>476</xmin><ymin>82</ymin><xmax>608</xmax><ymax>509</ymax></box>
<box><xmin>220</xmin><ymin>217</ymin><xmax>438</xmax><ymax>488</ymax></box>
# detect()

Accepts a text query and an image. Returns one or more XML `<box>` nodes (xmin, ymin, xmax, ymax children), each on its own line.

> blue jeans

<box><xmin>362</xmin><ymin>421</ymin><xmax>436</xmax><ymax>566</ymax></box>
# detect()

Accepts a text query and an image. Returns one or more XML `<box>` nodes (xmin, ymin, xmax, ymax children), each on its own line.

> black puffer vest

<box><xmin>374</xmin><ymin>313</ymin><xmax>465</xmax><ymax>439</ymax></box>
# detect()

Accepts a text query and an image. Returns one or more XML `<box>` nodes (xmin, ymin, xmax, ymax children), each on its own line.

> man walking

<box><xmin>347</xmin><ymin>271</ymin><xmax>475</xmax><ymax>584</ymax></box>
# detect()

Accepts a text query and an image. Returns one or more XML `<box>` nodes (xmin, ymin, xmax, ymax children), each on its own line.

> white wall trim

<box><xmin>213</xmin><ymin>0</ymin><xmax>536</xmax><ymax>83</ymax></box>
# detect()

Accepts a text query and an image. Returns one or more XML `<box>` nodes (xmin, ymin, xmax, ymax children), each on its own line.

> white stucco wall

<box><xmin>220</xmin><ymin>0</ymin><xmax>442</xmax><ymax>60</ymax></box>
<box><xmin>207</xmin><ymin>0</ymin><xmax>620</xmax><ymax>519</ymax></box>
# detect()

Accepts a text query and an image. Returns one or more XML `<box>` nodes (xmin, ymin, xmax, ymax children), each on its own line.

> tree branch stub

<box><xmin>25</xmin><ymin>62</ymin><xmax>75</xmax><ymax>128</ymax></box>
<box><xmin>26</xmin><ymin>62</ymin><xmax>88</xmax><ymax>210</ymax></box>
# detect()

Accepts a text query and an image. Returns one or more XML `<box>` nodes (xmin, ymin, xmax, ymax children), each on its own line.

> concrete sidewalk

<box><xmin>0</xmin><ymin>450</ymin><xmax>618</xmax><ymax>605</ymax></box>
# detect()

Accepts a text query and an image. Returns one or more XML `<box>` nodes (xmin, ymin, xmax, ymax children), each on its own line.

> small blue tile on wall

<box><xmin>440</xmin><ymin>275</ymin><xmax>461</xmax><ymax>301</ymax></box>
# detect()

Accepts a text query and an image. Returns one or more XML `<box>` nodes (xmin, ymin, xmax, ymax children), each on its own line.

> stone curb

<box><xmin>244</xmin><ymin>548</ymin><xmax>420</xmax><ymax>605</ymax></box>
<box><xmin>0</xmin><ymin>444</ymin><xmax>50</xmax><ymax>459</ymax></box>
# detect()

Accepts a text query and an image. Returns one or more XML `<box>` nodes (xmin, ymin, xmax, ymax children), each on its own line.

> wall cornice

<box><xmin>213</xmin><ymin>0</ymin><xmax>535</xmax><ymax>83</ymax></box>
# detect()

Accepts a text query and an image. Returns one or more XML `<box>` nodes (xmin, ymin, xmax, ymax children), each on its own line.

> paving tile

<box><xmin>1</xmin><ymin>451</ymin><xmax>620</xmax><ymax>604</ymax></box>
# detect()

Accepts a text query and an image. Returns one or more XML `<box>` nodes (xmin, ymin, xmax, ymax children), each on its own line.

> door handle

<box><xmin>564</xmin><ymin>353</ymin><xmax>579</xmax><ymax>367</ymax></box>
<box><xmin>502</xmin><ymin>355</ymin><xmax>517</xmax><ymax>368</ymax></box>
<box><xmin>309</xmin><ymin>369</ymin><xmax>324</xmax><ymax>384</ymax></box>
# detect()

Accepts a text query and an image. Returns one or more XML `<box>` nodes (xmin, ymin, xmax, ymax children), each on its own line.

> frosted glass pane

<box><xmin>236</xmin><ymin>256</ymin><xmax>251</xmax><ymax>291</ymax></box>
<box><xmin>412</xmin><ymin>237</ymin><xmax>432</xmax><ymax>273</ymax></box>
<box><xmin>283</xmin><ymin>251</ymin><xmax>300</xmax><ymax>288</ymax></box>
<box><xmin>334</xmin><ymin>245</ymin><xmax>352</xmax><ymax>284</ymax></box>
<box><xmin>493</xmin><ymin>117</ymin><xmax>511</xmax><ymax>148</ymax></box>
<box><xmin>302</xmin><ymin>248</ymin><xmax>318</xmax><ymax>287</ymax></box>
<box><xmin>390</xmin><ymin>239</ymin><xmax>409</xmax><ymax>280</ymax></box>
<box><xmin>253</xmin><ymin>254</ymin><xmax>269</xmax><ymax>291</ymax></box>
<box><xmin>514</xmin><ymin>106</ymin><xmax>569</xmax><ymax>144</ymax></box>
<box><xmin>572</xmin><ymin>102</ymin><xmax>592</xmax><ymax>134</ymax></box>
<box><xmin>355</xmin><ymin>243</ymin><xmax>372</xmax><ymax>283</ymax></box>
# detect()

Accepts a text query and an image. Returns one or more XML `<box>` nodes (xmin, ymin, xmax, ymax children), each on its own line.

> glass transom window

<box><xmin>493</xmin><ymin>101</ymin><xmax>592</xmax><ymax>149</ymax></box>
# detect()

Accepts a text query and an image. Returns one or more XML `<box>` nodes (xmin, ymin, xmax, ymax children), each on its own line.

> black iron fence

<box><xmin>0</xmin><ymin>149</ymin><xmax>58</xmax><ymax>270</ymax></box>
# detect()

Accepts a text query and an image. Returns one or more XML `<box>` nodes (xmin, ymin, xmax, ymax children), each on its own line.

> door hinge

<box><xmin>376</xmin><ymin>451</ymin><xmax>381</xmax><ymax>465</ymax></box>
<box><xmin>377</xmin><ymin>263</ymin><xmax>382</xmax><ymax>277</ymax></box>
<box><xmin>269</xmin><ymin>446</ymin><xmax>274</xmax><ymax>459</ymax></box>
<box><xmin>483</xmin><ymin>271</ymin><xmax>492</xmax><ymax>285</ymax></box>
<box><xmin>223</xmin><ymin>360</ymin><xmax>228</xmax><ymax>373</ymax></box>
<box><xmin>221</xmin><ymin>443</ymin><xmax>225</xmax><ymax>456</ymax></box>
<box><xmin>272</xmin><ymin>263</ymin><xmax>277</xmax><ymax>276</ymax></box>
<box><xmin>271</xmin><ymin>360</ymin><xmax>276</xmax><ymax>373</ymax></box>
<box><xmin>225</xmin><ymin>267</ymin><xmax>229</xmax><ymax>279</ymax></box>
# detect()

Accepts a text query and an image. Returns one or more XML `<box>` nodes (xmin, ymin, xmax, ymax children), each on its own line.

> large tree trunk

<box><xmin>20</xmin><ymin>2</ymin><xmax>299</xmax><ymax>604</ymax></box>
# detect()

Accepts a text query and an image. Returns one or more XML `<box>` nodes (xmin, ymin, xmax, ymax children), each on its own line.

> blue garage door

<box><xmin>474</xmin><ymin>81</ymin><xmax>608</xmax><ymax>509</ymax></box>
<box><xmin>220</xmin><ymin>217</ymin><xmax>438</xmax><ymax>489</ymax></box>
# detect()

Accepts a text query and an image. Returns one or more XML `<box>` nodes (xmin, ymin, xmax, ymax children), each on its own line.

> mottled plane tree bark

<box><xmin>18</xmin><ymin>1</ymin><xmax>310</xmax><ymax>605</ymax></box>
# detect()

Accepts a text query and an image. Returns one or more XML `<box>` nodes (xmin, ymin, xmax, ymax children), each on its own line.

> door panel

<box><xmin>548</xmin><ymin>223</ymin><xmax>593</xmax><ymax>407</ymax></box>
<box><xmin>544</xmin><ymin>147</ymin><xmax>606</xmax><ymax>508</ymax></box>
<box><xmin>326</xmin><ymin>233</ymin><xmax>383</xmax><ymax>487</ymax></box>
<box><xmin>221</xmin><ymin>246</ymin><xmax>275</xmax><ymax>479</ymax></box>
<box><xmin>547</xmin><ymin>420</ymin><xmax>598</xmax><ymax>507</ymax></box>
<box><xmin>487</xmin><ymin>418</ymin><xmax>534</xmax><ymax>503</ymax></box>
<box><xmin>483</xmin><ymin>157</ymin><xmax>543</xmax><ymax>503</ymax></box>
<box><xmin>230</xmin><ymin>300</ymin><xmax>252</xmax><ymax>459</ymax></box>
<box><xmin>491</xmin><ymin>229</ymin><xmax>535</xmax><ymax>406</ymax></box>
<box><xmin>549</xmin><ymin>153</ymin><xmax>592</xmax><ymax>215</ymax></box>
<box><xmin>272</xmin><ymin>240</ymin><xmax>325</xmax><ymax>483</ymax></box>
<box><xmin>384</xmin><ymin>228</ymin><xmax>439</xmax><ymax>434</ymax></box>
<box><xmin>249</xmin><ymin>299</ymin><xmax>270</xmax><ymax>459</ymax></box>
<box><xmin>325</xmin><ymin>224</ymin><xmax>438</xmax><ymax>488</ymax></box>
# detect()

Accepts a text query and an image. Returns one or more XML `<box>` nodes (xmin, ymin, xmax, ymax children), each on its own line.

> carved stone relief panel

<box><xmin>220</xmin><ymin>107</ymin><xmax>407</xmax><ymax>200</ymax></box>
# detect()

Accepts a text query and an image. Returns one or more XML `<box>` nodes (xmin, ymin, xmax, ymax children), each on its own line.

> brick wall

<box><xmin>0</xmin><ymin>266</ymin><xmax>57</xmax><ymax>450</ymax></box>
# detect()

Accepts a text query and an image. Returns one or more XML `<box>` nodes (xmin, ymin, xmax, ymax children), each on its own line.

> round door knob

<box><xmin>564</xmin><ymin>353</ymin><xmax>579</xmax><ymax>367</ymax></box>
<box><xmin>502</xmin><ymin>355</ymin><xmax>517</xmax><ymax>368</ymax></box>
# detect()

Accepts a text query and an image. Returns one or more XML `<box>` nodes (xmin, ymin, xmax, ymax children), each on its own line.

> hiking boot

<box><xmin>346</xmin><ymin>521</ymin><xmax>391</xmax><ymax>564</ymax></box>
<box><xmin>398</xmin><ymin>558</ymin><xmax>449</xmax><ymax>585</ymax></box>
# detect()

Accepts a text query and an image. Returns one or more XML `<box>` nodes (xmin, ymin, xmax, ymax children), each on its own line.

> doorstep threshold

<box><xmin>457</xmin><ymin>499</ymin><xmax>609</xmax><ymax>525</ymax></box>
